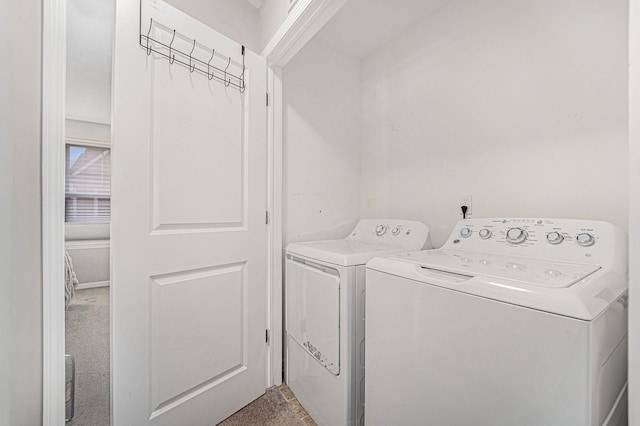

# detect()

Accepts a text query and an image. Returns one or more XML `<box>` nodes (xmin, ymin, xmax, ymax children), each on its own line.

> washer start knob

<box><xmin>546</xmin><ymin>232</ymin><xmax>563</xmax><ymax>245</ymax></box>
<box><xmin>375</xmin><ymin>225</ymin><xmax>388</xmax><ymax>236</ymax></box>
<box><xmin>576</xmin><ymin>232</ymin><xmax>595</xmax><ymax>247</ymax></box>
<box><xmin>478</xmin><ymin>229</ymin><xmax>492</xmax><ymax>240</ymax></box>
<box><xmin>506</xmin><ymin>227</ymin><xmax>528</xmax><ymax>244</ymax></box>
<box><xmin>460</xmin><ymin>227</ymin><xmax>472</xmax><ymax>238</ymax></box>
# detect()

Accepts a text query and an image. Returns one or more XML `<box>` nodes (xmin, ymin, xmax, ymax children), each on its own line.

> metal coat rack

<box><xmin>139</xmin><ymin>18</ymin><xmax>246</xmax><ymax>92</ymax></box>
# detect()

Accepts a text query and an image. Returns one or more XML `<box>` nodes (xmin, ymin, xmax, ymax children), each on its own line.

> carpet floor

<box><xmin>65</xmin><ymin>287</ymin><xmax>110</xmax><ymax>426</ymax></box>
<box><xmin>64</xmin><ymin>287</ymin><xmax>315</xmax><ymax>426</ymax></box>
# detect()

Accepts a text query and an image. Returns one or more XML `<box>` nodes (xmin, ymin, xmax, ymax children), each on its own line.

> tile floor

<box><xmin>219</xmin><ymin>385</ymin><xmax>316</xmax><ymax>426</ymax></box>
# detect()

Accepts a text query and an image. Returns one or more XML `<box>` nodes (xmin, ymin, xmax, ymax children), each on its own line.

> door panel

<box><xmin>151</xmin><ymin>31</ymin><xmax>247</xmax><ymax>230</ymax></box>
<box><xmin>112</xmin><ymin>0</ymin><xmax>267</xmax><ymax>424</ymax></box>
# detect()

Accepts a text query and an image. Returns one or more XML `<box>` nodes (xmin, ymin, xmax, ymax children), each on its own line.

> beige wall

<box><xmin>629</xmin><ymin>0</ymin><xmax>640</xmax><ymax>421</ymax></box>
<box><xmin>166</xmin><ymin>0</ymin><xmax>261</xmax><ymax>52</ymax></box>
<box><xmin>283</xmin><ymin>40</ymin><xmax>362</xmax><ymax>245</ymax></box>
<box><xmin>259</xmin><ymin>0</ymin><xmax>291</xmax><ymax>51</ymax></box>
<box><xmin>0</xmin><ymin>0</ymin><xmax>43</xmax><ymax>424</ymax></box>
<box><xmin>0</xmin><ymin>0</ymin><xmax>11</xmax><ymax>420</ymax></box>
<box><xmin>359</xmin><ymin>0</ymin><xmax>629</xmax><ymax>247</ymax></box>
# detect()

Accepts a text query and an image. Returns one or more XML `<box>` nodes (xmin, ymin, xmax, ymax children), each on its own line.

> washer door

<box><xmin>286</xmin><ymin>256</ymin><xmax>340</xmax><ymax>375</ymax></box>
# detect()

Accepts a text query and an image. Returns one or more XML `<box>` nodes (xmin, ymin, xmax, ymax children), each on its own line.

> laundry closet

<box><xmin>281</xmin><ymin>0</ymin><xmax>629</xmax><ymax>248</ymax></box>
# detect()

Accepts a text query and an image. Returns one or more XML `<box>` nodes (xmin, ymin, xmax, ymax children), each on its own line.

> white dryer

<box><xmin>365</xmin><ymin>218</ymin><xmax>628</xmax><ymax>426</ymax></box>
<box><xmin>285</xmin><ymin>219</ymin><xmax>431</xmax><ymax>426</ymax></box>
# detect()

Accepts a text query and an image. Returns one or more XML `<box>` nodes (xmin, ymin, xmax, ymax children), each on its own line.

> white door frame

<box><xmin>261</xmin><ymin>0</ymin><xmax>348</xmax><ymax>387</ymax></box>
<box><xmin>42</xmin><ymin>0</ymin><xmax>67</xmax><ymax>423</ymax></box>
<box><xmin>42</xmin><ymin>0</ymin><xmax>347</xmax><ymax>424</ymax></box>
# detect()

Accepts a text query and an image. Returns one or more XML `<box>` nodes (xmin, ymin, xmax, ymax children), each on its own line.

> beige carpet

<box><xmin>64</xmin><ymin>287</ymin><xmax>314</xmax><ymax>426</ymax></box>
<box><xmin>65</xmin><ymin>287</ymin><xmax>110</xmax><ymax>426</ymax></box>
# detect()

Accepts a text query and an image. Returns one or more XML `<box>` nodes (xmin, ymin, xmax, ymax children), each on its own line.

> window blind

<box><xmin>65</xmin><ymin>144</ymin><xmax>111</xmax><ymax>223</ymax></box>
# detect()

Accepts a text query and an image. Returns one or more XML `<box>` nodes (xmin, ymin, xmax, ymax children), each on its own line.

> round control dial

<box><xmin>546</xmin><ymin>232</ymin><xmax>563</xmax><ymax>245</ymax></box>
<box><xmin>375</xmin><ymin>225</ymin><xmax>388</xmax><ymax>236</ymax></box>
<box><xmin>576</xmin><ymin>232</ymin><xmax>595</xmax><ymax>247</ymax></box>
<box><xmin>391</xmin><ymin>227</ymin><xmax>402</xmax><ymax>236</ymax></box>
<box><xmin>459</xmin><ymin>227</ymin><xmax>472</xmax><ymax>238</ymax></box>
<box><xmin>506</xmin><ymin>227</ymin><xmax>528</xmax><ymax>244</ymax></box>
<box><xmin>478</xmin><ymin>229</ymin><xmax>492</xmax><ymax>240</ymax></box>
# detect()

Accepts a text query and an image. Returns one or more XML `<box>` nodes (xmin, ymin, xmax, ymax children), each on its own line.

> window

<box><xmin>65</xmin><ymin>143</ymin><xmax>111</xmax><ymax>223</ymax></box>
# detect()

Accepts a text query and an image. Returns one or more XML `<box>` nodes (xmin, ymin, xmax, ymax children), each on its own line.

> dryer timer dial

<box><xmin>375</xmin><ymin>225</ymin><xmax>388</xmax><ymax>236</ymax></box>
<box><xmin>506</xmin><ymin>228</ymin><xmax>528</xmax><ymax>244</ymax></box>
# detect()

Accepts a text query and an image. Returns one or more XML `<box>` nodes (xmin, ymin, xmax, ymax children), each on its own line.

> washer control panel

<box><xmin>444</xmin><ymin>218</ymin><xmax>626</xmax><ymax>268</ymax></box>
<box><xmin>347</xmin><ymin>219</ymin><xmax>432</xmax><ymax>250</ymax></box>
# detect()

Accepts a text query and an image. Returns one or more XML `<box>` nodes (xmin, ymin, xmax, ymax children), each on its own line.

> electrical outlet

<box><xmin>460</xmin><ymin>194</ymin><xmax>472</xmax><ymax>217</ymax></box>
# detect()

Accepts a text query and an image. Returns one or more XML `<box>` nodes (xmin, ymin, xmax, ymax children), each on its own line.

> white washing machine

<box><xmin>285</xmin><ymin>219</ymin><xmax>431</xmax><ymax>426</ymax></box>
<box><xmin>365</xmin><ymin>218</ymin><xmax>628</xmax><ymax>426</ymax></box>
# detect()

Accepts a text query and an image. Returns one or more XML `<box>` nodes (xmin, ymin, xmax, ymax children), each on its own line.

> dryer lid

<box><xmin>287</xmin><ymin>239</ymin><xmax>415</xmax><ymax>267</ymax></box>
<box><xmin>390</xmin><ymin>249</ymin><xmax>600</xmax><ymax>288</ymax></box>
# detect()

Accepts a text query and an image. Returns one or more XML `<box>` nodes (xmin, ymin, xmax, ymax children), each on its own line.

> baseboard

<box><xmin>76</xmin><ymin>281</ymin><xmax>110</xmax><ymax>290</ymax></box>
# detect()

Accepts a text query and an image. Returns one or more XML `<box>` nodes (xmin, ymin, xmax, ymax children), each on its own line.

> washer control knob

<box><xmin>375</xmin><ymin>225</ymin><xmax>388</xmax><ymax>236</ymax></box>
<box><xmin>460</xmin><ymin>227</ymin><xmax>472</xmax><ymax>238</ymax></box>
<box><xmin>391</xmin><ymin>227</ymin><xmax>401</xmax><ymax>236</ymax></box>
<box><xmin>478</xmin><ymin>229</ymin><xmax>492</xmax><ymax>240</ymax></box>
<box><xmin>506</xmin><ymin>227</ymin><xmax>527</xmax><ymax>244</ymax></box>
<box><xmin>546</xmin><ymin>232</ymin><xmax>563</xmax><ymax>245</ymax></box>
<box><xmin>576</xmin><ymin>233</ymin><xmax>595</xmax><ymax>247</ymax></box>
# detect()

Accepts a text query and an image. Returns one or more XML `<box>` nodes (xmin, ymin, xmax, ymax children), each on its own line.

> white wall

<box><xmin>359</xmin><ymin>0</ymin><xmax>629</xmax><ymax>247</ymax></box>
<box><xmin>629</xmin><ymin>0</ymin><xmax>640</xmax><ymax>421</ymax></box>
<box><xmin>0</xmin><ymin>0</ymin><xmax>43</xmax><ymax>424</ymax></box>
<box><xmin>166</xmin><ymin>0</ymin><xmax>261</xmax><ymax>52</ymax></box>
<box><xmin>283</xmin><ymin>40</ymin><xmax>361</xmax><ymax>244</ymax></box>
<box><xmin>67</xmin><ymin>0</ymin><xmax>114</xmax><ymax>124</ymax></box>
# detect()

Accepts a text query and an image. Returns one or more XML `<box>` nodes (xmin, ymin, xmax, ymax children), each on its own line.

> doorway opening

<box><xmin>63</xmin><ymin>0</ymin><xmax>113</xmax><ymax>423</ymax></box>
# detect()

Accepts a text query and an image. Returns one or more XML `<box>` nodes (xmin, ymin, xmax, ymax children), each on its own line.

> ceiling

<box><xmin>245</xmin><ymin>0</ymin><xmax>264</xmax><ymax>8</ymax></box>
<box><xmin>313</xmin><ymin>0</ymin><xmax>452</xmax><ymax>59</ymax></box>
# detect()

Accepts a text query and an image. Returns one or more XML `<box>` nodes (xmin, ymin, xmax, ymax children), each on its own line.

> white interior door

<box><xmin>111</xmin><ymin>0</ymin><xmax>268</xmax><ymax>424</ymax></box>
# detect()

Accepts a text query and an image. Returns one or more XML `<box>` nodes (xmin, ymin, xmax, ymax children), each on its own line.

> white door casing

<box><xmin>112</xmin><ymin>0</ymin><xmax>267</xmax><ymax>424</ymax></box>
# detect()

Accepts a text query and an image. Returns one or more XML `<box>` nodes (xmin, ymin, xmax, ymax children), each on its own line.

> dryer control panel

<box><xmin>445</xmin><ymin>218</ymin><xmax>627</xmax><ymax>273</ymax></box>
<box><xmin>347</xmin><ymin>219</ymin><xmax>432</xmax><ymax>250</ymax></box>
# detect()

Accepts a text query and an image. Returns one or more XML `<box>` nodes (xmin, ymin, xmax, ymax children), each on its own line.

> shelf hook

<box><xmin>224</xmin><ymin>57</ymin><xmax>231</xmax><ymax>87</ymax></box>
<box><xmin>168</xmin><ymin>29</ymin><xmax>176</xmax><ymax>64</ymax></box>
<box><xmin>146</xmin><ymin>19</ymin><xmax>153</xmax><ymax>55</ymax></box>
<box><xmin>189</xmin><ymin>39</ymin><xmax>196</xmax><ymax>72</ymax></box>
<box><xmin>207</xmin><ymin>48</ymin><xmax>215</xmax><ymax>81</ymax></box>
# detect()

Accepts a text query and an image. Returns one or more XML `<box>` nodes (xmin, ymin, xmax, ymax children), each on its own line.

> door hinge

<box><xmin>266</xmin><ymin>92</ymin><xmax>269</xmax><ymax>107</ymax></box>
<box><xmin>266</xmin><ymin>210</ymin><xmax>269</xmax><ymax>225</ymax></box>
<box><xmin>265</xmin><ymin>329</ymin><xmax>270</xmax><ymax>344</ymax></box>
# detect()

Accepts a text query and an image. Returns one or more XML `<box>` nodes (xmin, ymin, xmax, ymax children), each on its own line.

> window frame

<box><xmin>64</xmin><ymin>136</ymin><xmax>111</xmax><ymax>240</ymax></box>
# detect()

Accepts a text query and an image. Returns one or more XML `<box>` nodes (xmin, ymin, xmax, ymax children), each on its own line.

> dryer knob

<box><xmin>546</xmin><ymin>232</ymin><xmax>563</xmax><ymax>245</ymax></box>
<box><xmin>375</xmin><ymin>225</ymin><xmax>388</xmax><ymax>236</ymax></box>
<box><xmin>459</xmin><ymin>227</ymin><xmax>472</xmax><ymax>238</ymax></box>
<box><xmin>576</xmin><ymin>233</ymin><xmax>595</xmax><ymax>247</ymax></box>
<box><xmin>478</xmin><ymin>229</ymin><xmax>492</xmax><ymax>239</ymax></box>
<box><xmin>506</xmin><ymin>227</ymin><xmax>527</xmax><ymax>244</ymax></box>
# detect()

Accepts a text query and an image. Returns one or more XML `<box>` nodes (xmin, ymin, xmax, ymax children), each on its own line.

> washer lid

<box><xmin>392</xmin><ymin>249</ymin><xmax>600</xmax><ymax>288</ymax></box>
<box><xmin>286</xmin><ymin>239</ymin><xmax>414</xmax><ymax>267</ymax></box>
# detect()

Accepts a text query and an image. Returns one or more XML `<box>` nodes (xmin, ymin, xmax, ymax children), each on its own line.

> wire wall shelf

<box><xmin>139</xmin><ymin>18</ymin><xmax>246</xmax><ymax>92</ymax></box>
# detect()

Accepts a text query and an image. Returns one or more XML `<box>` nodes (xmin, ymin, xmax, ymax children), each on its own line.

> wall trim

<box><xmin>65</xmin><ymin>239</ymin><xmax>111</xmax><ymax>250</ymax></box>
<box><xmin>42</xmin><ymin>0</ymin><xmax>67</xmax><ymax>424</ymax></box>
<box><xmin>76</xmin><ymin>281</ymin><xmax>110</xmax><ymax>290</ymax></box>
<box><xmin>261</xmin><ymin>0</ymin><xmax>348</xmax><ymax>67</ymax></box>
